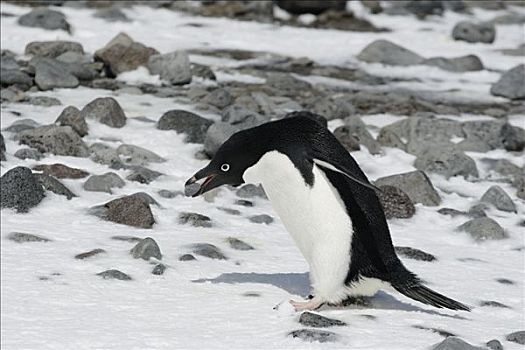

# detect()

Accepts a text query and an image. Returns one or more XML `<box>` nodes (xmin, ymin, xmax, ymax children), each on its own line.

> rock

<box><xmin>7</xmin><ymin>232</ymin><xmax>51</xmax><ymax>243</ymax></box>
<box><xmin>452</xmin><ymin>21</ymin><xmax>495</xmax><ymax>44</ymax></box>
<box><xmin>191</xmin><ymin>63</ymin><xmax>216</xmax><ymax>80</ymax></box>
<box><xmin>275</xmin><ymin>0</ymin><xmax>346</xmax><ymax>14</ymax></box>
<box><xmin>480</xmin><ymin>186</ymin><xmax>517</xmax><ymax>213</ymax></box>
<box><xmin>89</xmin><ymin>143</ymin><xmax>122</xmax><ymax>166</ymax></box>
<box><xmin>27</xmin><ymin>96</ymin><xmax>62</xmax><ymax>107</ymax></box>
<box><xmin>126</xmin><ymin>167</ymin><xmax>162</xmax><ymax>184</ymax></box>
<box><xmin>288</xmin><ymin>329</ymin><xmax>338</xmax><ymax>343</ymax></box>
<box><xmin>481</xmin><ymin>158</ymin><xmax>523</xmax><ymax>179</ymax></box>
<box><xmin>460</xmin><ymin>120</ymin><xmax>525</xmax><ymax>153</ymax></box>
<box><xmin>357</xmin><ymin>39</ymin><xmax>424</xmax><ymax>66</ymax></box>
<box><xmin>34</xmin><ymin>173</ymin><xmax>76</xmax><ymax>199</ymax></box>
<box><xmin>506</xmin><ymin>331</ymin><xmax>525</xmax><ymax>345</ymax></box>
<box><xmin>17</xmin><ymin>125</ymin><xmax>89</xmax><ymax>157</ymax></box>
<box><xmin>191</xmin><ymin>243</ymin><xmax>227</xmax><ymax>260</ymax></box>
<box><xmin>221</xmin><ymin>105</ymin><xmax>267</xmax><ymax>128</ymax></box>
<box><xmin>3</xmin><ymin>119</ymin><xmax>40</xmax><ymax>133</ymax></box>
<box><xmin>490</xmin><ymin>64</ymin><xmax>525</xmax><ymax>100</ymax></box>
<box><xmin>413</xmin><ymin>325</ymin><xmax>456</xmax><ymax>338</ymax></box>
<box><xmin>204</xmin><ymin>122</ymin><xmax>240</xmax><ymax>157</ymax></box>
<box><xmin>235</xmin><ymin>199</ymin><xmax>253</xmax><ymax>207</ymax></box>
<box><xmin>0</xmin><ymin>166</ymin><xmax>45</xmax><ymax>213</ymax></box>
<box><xmin>111</xmin><ymin>235</ymin><xmax>142</xmax><ymax>242</ymax></box>
<box><xmin>431</xmin><ymin>337</ymin><xmax>485</xmax><ymax>350</ymax></box>
<box><xmin>236</xmin><ymin>184</ymin><xmax>266</xmax><ymax>199</ymax></box>
<box><xmin>395</xmin><ymin>246</ymin><xmax>436</xmax><ymax>262</ymax></box>
<box><xmin>0</xmin><ymin>133</ymin><xmax>5</xmax><ymax>161</ymax></box>
<box><xmin>203</xmin><ymin>88</ymin><xmax>232</xmax><ymax>109</ymax></box>
<box><xmin>299</xmin><ymin>312</ymin><xmax>346</xmax><ymax>328</ymax></box>
<box><xmin>152</xmin><ymin>263</ymin><xmax>166</xmax><ymax>275</ymax></box>
<box><xmin>218</xmin><ymin>207</ymin><xmax>241</xmax><ymax>215</ymax></box>
<box><xmin>374</xmin><ymin>170</ymin><xmax>441</xmax><ymax>206</ymax></box>
<box><xmin>226</xmin><ymin>237</ymin><xmax>254</xmax><ymax>251</ymax></box>
<box><xmin>130</xmin><ymin>237</ymin><xmax>162</xmax><ymax>260</ymax></box>
<box><xmin>31</xmin><ymin>58</ymin><xmax>79</xmax><ymax>90</ymax></box>
<box><xmin>127</xmin><ymin>192</ymin><xmax>160</xmax><ymax>207</ymax></box>
<box><xmin>18</xmin><ymin>8</ymin><xmax>70</xmax><ymax>32</ymax></box>
<box><xmin>14</xmin><ymin>148</ymin><xmax>44</xmax><ymax>160</ymax></box>
<box><xmin>97</xmin><ymin>269</ymin><xmax>132</xmax><ymax>281</ymax></box>
<box><xmin>158</xmin><ymin>189</ymin><xmax>182</xmax><ymax>199</ymax></box>
<box><xmin>266</xmin><ymin>72</ymin><xmax>312</xmax><ymax>95</ymax></box>
<box><xmin>479</xmin><ymin>300</ymin><xmax>510</xmax><ymax>308</ymax></box>
<box><xmin>312</xmin><ymin>9</ymin><xmax>382</xmax><ymax>32</ymax></box>
<box><xmin>55</xmin><ymin>106</ymin><xmax>88</xmax><ymax>136</ymax></box>
<box><xmin>515</xmin><ymin>176</ymin><xmax>525</xmax><ymax>200</ymax></box>
<box><xmin>496</xmin><ymin>278</ymin><xmax>514</xmax><ymax>285</ymax></box>
<box><xmin>437</xmin><ymin>208</ymin><xmax>468</xmax><ymax>217</ymax></box>
<box><xmin>80</xmin><ymin>97</ymin><xmax>126</xmax><ymax>128</ymax></box>
<box><xmin>75</xmin><ymin>248</ymin><xmax>106</xmax><ymax>259</ymax></box>
<box><xmin>95</xmin><ymin>32</ymin><xmax>158</xmax><ymax>76</ymax></box>
<box><xmin>376</xmin><ymin>185</ymin><xmax>415</xmax><ymax>219</ymax></box>
<box><xmin>468</xmin><ymin>204</ymin><xmax>489</xmax><ymax>218</ymax></box>
<box><xmin>93</xmin><ymin>7</ymin><xmax>130</xmax><ymax>22</ymax></box>
<box><xmin>25</xmin><ymin>41</ymin><xmax>83</xmax><ymax>58</ymax></box>
<box><xmin>485</xmin><ymin>339</ymin><xmax>503</xmax><ymax>350</ymax></box>
<box><xmin>56</xmin><ymin>51</ymin><xmax>89</xmax><ymax>64</ymax></box>
<box><xmin>1</xmin><ymin>69</ymin><xmax>33</xmax><ymax>90</ymax></box>
<box><xmin>179</xmin><ymin>254</ymin><xmax>196</xmax><ymax>261</ymax></box>
<box><xmin>83</xmin><ymin>172</ymin><xmax>125</xmax><ymax>193</ymax></box>
<box><xmin>92</xmin><ymin>195</ymin><xmax>155</xmax><ymax>229</ymax></box>
<box><xmin>179</xmin><ymin>212</ymin><xmax>212</xmax><ymax>227</ymax></box>
<box><xmin>414</xmin><ymin>146</ymin><xmax>478</xmax><ymax>179</ymax></box>
<box><xmin>116</xmin><ymin>144</ymin><xmax>165</xmax><ymax>166</ymax></box>
<box><xmin>422</xmin><ymin>55</ymin><xmax>483</xmax><ymax>72</ymax></box>
<box><xmin>333</xmin><ymin>126</ymin><xmax>361</xmax><ymax>152</ymax></box>
<box><xmin>457</xmin><ymin>217</ymin><xmax>505</xmax><ymax>241</ymax></box>
<box><xmin>1</xmin><ymin>56</ymin><xmax>19</xmax><ymax>70</ymax></box>
<box><xmin>147</xmin><ymin>51</ymin><xmax>192</xmax><ymax>85</ymax></box>
<box><xmin>157</xmin><ymin>110</ymin><xmax>213</xmax><ymax>143</ymax></box>
<box><xmin>249</xmin><ymin>214</ymin><xmax>273</xmax><ymax>224</ymax></box>
<box><xmin>342</xmin><ymin>116</ymin><xmax>381</xmax><ymax>154</ymax></box>
<box><xmin>404</xmin><ymin>0</ymin><xmax>444</xmax><ymax>18</ymax></box>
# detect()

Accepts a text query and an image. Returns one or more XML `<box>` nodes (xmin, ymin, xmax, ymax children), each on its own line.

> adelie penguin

<box><xmin>185</xmin><ymin>112</ymin><xmax>470</xmax><ymax>312</ymax></box>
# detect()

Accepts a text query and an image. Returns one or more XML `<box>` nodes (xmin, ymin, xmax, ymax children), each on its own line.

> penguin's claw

<box><xmin>289</xmin><ymin>298</ymin><xmax>324</xmax><ymax>311</ymax></box>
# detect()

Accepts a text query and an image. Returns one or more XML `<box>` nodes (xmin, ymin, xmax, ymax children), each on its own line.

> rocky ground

<box><xmin>1</xmin><ymin>1</ymin><xmax>524</xmax><ymax>349</ymax></box>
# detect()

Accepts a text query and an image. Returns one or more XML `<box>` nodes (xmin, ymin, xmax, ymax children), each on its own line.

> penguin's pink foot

<box><xmin>289</xmin><ymin>297</ymin><xmax>324</xmax><ymax>311</ymax></box>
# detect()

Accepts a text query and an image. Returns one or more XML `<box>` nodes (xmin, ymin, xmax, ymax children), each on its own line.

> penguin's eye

<box><xmin>220</xmin><ymin>163</ymin><xmax>230</xmax><ymax>172</ymax></box>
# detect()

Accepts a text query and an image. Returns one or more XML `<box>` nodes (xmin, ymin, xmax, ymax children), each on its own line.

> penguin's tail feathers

<box><xmin>393</xmin><ymin>282</ymin><xmax>471</xmax><ymax>311</ymax></box>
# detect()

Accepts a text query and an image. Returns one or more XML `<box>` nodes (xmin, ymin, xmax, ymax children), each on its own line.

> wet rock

<box><xmin>93</xmin><ymin>7</ymin><xmax>130</xmax><ymax>22</ymax></box>
<box><xmin>0</xmin><ymin>166</ymin><xmax>45</xmax><ymax>213</ymax></box>
<box><xmin>275</xmin><ymin>0</ymin><xmax>346</xmax><ymax>15</ymax></box>
<box><xmin>486</xmin><ymin>339</ymin><xmax>503</xmax><ymax>350</ymax></box>
<box><xmin>97</xmin><ymin>269</ymin><xmax>132</xmax><ymax>281</ymax></box>
<box><xmin>179</xmin><ymin>254</ymin><xmax>196</xmax><ymax>261</ymax></box>
<box><xmin>490</xmin><ymin>64</ymin><xmax>525</xmax><ymax>100</ymax></box>
<box><xmin>452</xmin><ymin>21</ymin><xmax>496</xmax><ymax>44</ymax></box>
<box><xmin>414</xmin><ymin>146</ymin><xmax>478</xmax><ymax>179</ymax></box>
<box><xmin>89</xmin><ymin>143</ymin><xmax>122</xmax><ymax>166</ymax></box>
<box><xmin>395</xmin><ymin>246</ymin><xmax>436</xmax><ymax>262</ymax></box>
<box><xmin>147</xmin><ymin>51</ymin><xmax>192</xmax><ymax>85</ymax></box>
<box><xmin>222</xmin><ymin>105</ymin><xmax>267</xmax><ymax>128</ymax></box>
<box><xmin>376</xmin><ymin>185</ymin><xmax>415</xmax><ymax>219</ymax></box>
<box><xmin>357</xmin><ymin>39</ymin><xmax>424</xmax><ymax>66</ymax></box>
<box><xmin>204</xmin><ymin>122</ymin><xmax>240</xmax><ymax>157</ymax></box>
<box><xmin>55</xmin><ymin>106</ymin><xmax>88</xmax><ymax>136</ymax></box>
<box><xmin>374</xmin><ymin>170</ymin><xmax>441</xmax><ymax>206</ymax></box>
<box><xmin>506</xmin><ymin>331</ymin><xmax>525</xmax><ymax>345</ymax></box>
<box><xmin>18</xmin><ymin>8</ymin><xmax>70</xmax><ymax>32</ymax></box>
<box><xmin>0</xmin><ymin>133</ymin><xmax>5</xmax><ymax>161</ymax></box>
<box><xmin>158</xmin><ymin>189</ymin><xmax>182</xmax><ymax>199</ymax></box>
<box><xmin>31</xmin><ymin>58</ymin><xmax>79</xmax><ymax>90</ymax></box>
<box><xmin>288</xmin><ymin>329</ymin><xmax>338</xmax><ymax>343</ymax></box>
<box><xmin>83</xmin><ymin>172</ymin><xmax>125</xmax><ymax>193</ymax></box>
<box><xmin>152</xmin><ymin>263</ymin><xmax>166</xmax><ymax>275</ymax></box>
<box><xmin>479</xmin><ymin>300</ymin><xmax>510</xmax><ymax>308</ymax></box>
<box><xmin>333</xmin><ymin>126</ymin><xmax>361</xmax><ymax>152</ymax></box>
<box><xmin>17</xmin><ymin>125</ymin><xmax>89</xmax><ymax>157</ymax></box>
<box><xmin>236</xmin><ymin>184</ymin><xmax>267</xmax><ymax>199</ymax></box>
<box><xmin>422</xmin><ymin>55</ymin><xmax>483</xmax><ymax>72</ymax></box>
<box><xmin>126</xmin><ymin>166</ymin><xmax>162</xmax><ymax>184</ymax></box>
<box><xmin>179</xmin><ymin>212</ymin><xmax>212</xmax><ymax>227</ymax></box>
<box><xmin>203</xmin><ymin>88</ymin><xmax>232</xmax><ymax>109</ymax></box>
<box><xmin>25</xmin><ymin>40</ymin><xmax>83</xmax><ymax>58</ymax></box>
<box><xmin>130</xmin><ymin>237</ymin><xmax>162</xmax><ymax>260</ymax></box>
<box><xmin>4</xmin><ymin>119</ymin><xmax>40</xmax><ymax>133</ymax></box>
<box><xmin>34</xmin><ymin>173</ymin><xmax>76</xmax><ymax>199</ymax></box>
<box><xmin>1</xmin><ymin>69</ymin><xmax>33</xmax><ymax>90</ymax></box>
<box><xmin>14</xmin><ymin>148</ymin><xmax>44</xmax><ymax>160</ymax></box>
<box><xmin>92</xmin><ymin>195</ymin><xmax>155</xmax><ymax>229</ymax></box>
<box><xmin>75</xmin><ymin>248</ymin><xmax>106</xmax><ymax>260</ymax></box>
<box><xmin>7</xmin><ymin>232</ymin><xmax>51</xmax><ymax>243</ymax></box>
<box><xmin>27</xmin><ymin>96</ymin><xmax>62</xmax><ymax>107</ymax></box>
<box><xmin>431</xmin><ymin>337</ymin><xmax>485</xmax><ymax>350</ymax></box>
<box><xmin>480</xmin><ymin>185</ymin><xmax>517</xmax><ymax>213</ymax></box>
<box><xmin>191</xmin><ymin>243</ymin><xmax>227</xmax><ymax>260</ymax></box>
<box><xmin>80</xmin><ymin>97</ymin><xmax>126</xmax><ymax>128</ymax></box>
<box><xmin>226</xmin><ymin>237</ymin><xmax>254</xmax><ymax>251</ymax></box>
<box><xmin>457</xmin><ymin>217</ymin><xmax>505</xmax><ymax>241</ymax></box>
<box><xmin>342</xmin><ymin>116</ymin><xmax>381</xmax><ymax>154</ymax></box>
<box><xmin>157</xmin><ymin>110</ymin><xmax>212</xmax><ymax>143</ymax></box>
<box><xmin>299</xmin><ymin>312</ymin><xmax>346</xmax><ymax>328</ymax></box>
<box><xmin>249</xmin><ymin>214</ymin><xmax>273</xmax><ymax>224</ymax></box>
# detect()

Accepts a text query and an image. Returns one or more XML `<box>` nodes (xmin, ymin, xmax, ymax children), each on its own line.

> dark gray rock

<box><xmin>18</xmin><ymin>8</ymin><xmax>70</xmax><ymax>32</ymax></box>
<box><xmin>236</xmin><ymin>184</ymin><xmax>267</xmax><ymax>199</ymax></box>
<box><xmin>486</xmin><ymin>339</ymin><xmax>503</xmax><ymax>350</ymax></box>
<box><xmin>431</xmin><ymin>337</ymin><xmax>485</xmax><ymax>350</ymax></box>
<box><xmin>374</xmin><ymin>170</ymin><xmax>441</xmax><ymax>206</ymax></box>
<box><xmin>0</xmin><ymin>166</ymin><xmax>45</xmax><ymax>213</ymax></box>
<box><xmin>3</xmin><ymin>119</ymin><xmax>40</xmax><ymax>133</ymax></box>
<box><xmin>342</xmin><ymin>116</ymin><xmax>381</xmax><ymax>154</ymax></box>
<box><xmin>490</xmin><ymin>64</ymin><xmax>525</xmax><ymax>100</ymax></box>
<box><xmin>83</xmin><ymin>172</ymin><xmax>125</xmax><ymax>193</ymax></box>
<box><xmin>25</xmin><ymin>40</ymin><xmax>83</xmax><ymax>58</ymax></box>
<box><xmin>93</xmin><ymin>7</ymin><xmax>130</xmax><ymax>22</ymax></box>
<box><xmin>191</xmin><ymin>63</ymin><xmax>216</xmax><ymax>80</ymax></box>
<box><xmin>310</xmin><ymin>95</ymin><xmax>356</xmax><ymax>122</ymax></box>
<box><xmin>111</xmin><ymin>235</ymin><xmax>142</xmax><ymax>242</ymax></box>
<box><xmin>31</xmin><ymin>57</ymin><xmax>79</xmax><ymax>90</ymax></box>
<box><xmin>357</xmin><ymin>39</ymin><xmax>424</xmax><ymax>66</ymax></box>
<box><xmin>7</xmin><ymin>232</ymin><xmax>51</xmax><ymax>243</ymax></box>
<box><xmin>1</xmin><ymin>56</ymin><xmax>19</xmax><ymax>70</ymax></box>
<box><xmin>91</xmin><ymin>195</ymin><xmax>155</xmax><ymax>229</ymax></box>
<box><xmin>414</xmin><ymin>146</ymin><xmax>478</xmax><ymax>179</ymax></box>
<box><xmin>275</xmin><ymin>0</ymin><xmax>346</xmax><ymax>15</ymax></box>
<box><xmin>116</xmin><ymin>144</ymin><xmax>165</xmax><ymax>166</ymax></box>
<box><xmin>179</xmin><ymin>212</ymin><xmax>212</xmax><ymax>227</ymax></box>
<box><xmin>457</xmin><ymin>217</ymin><xmax>505</xmax><ymax>241</ymax></box>
<box><xmin>203</xmin><ymin>88</ymin><xmax>232</xmax><ymax>109</ymax></box>
<box><xmin>56</xmin><ymin>106</ymin><xmax>88</xmax><ymax>137</ymax></box>
<box><xmin>423</xmin><ymin>55</ymin><xmax>483</xmax><ymax>72</ymax></box>
<box><xmin>152</xmin><ymin>263</ymin><xmax>166</xmax><ymax>275</ymax></box>
<box><xmin>452</xmin><ymin>21</ymin><xmax>495</xmax><ymax>43</ymax></box>
<box><xmin>126</xmin><ymin>167</ymin><xmax>162</xmax><ymax>184</ymax></box>
<box><xmin>514</xmin><ymin>176</ymin><xmax>525</xmax><ymax>200</ymax></box>
<box><xmin>80</xmin><ymin>97</ymin><xmax>126</xmax><ymax>128</ymax></box>
<box><xmin>192</xmin><ymin>243</ymin><xmax>227</xmax><ymax>260</ymax></box>
<box><xmin>288</xmin><ymin>329</ymin><xmax>338</xmax><ymax>343</ymax></box>
<box><xmin>479</xmin><ymin>300</ymin><xmax>510</xmax><ymax>308</ymax></box>
<box><xmin>1</xmin><ymin>69</ymin><xmax>33</xmax><ymax>90</ymax></box>
<box><xmin>158</xmin><ymin>189</ymin><xmax>183</xmax><ymax>199</ymax></box>
<box><xmin>157</xmin><ymin>110</ymin><xmax>212</xmax><ymax>143</ymax></box>
<box><xmin>148</xmin><ymin>51</ymin><xmax>192</xmax><ymax>85</ymax></box>
<box><xmin>459</xmin><ymin>120</ymin><xmax>525</xmax><ymax>153</ymax></box>
<box><xmin>75</xmin><ymin>248</ymin><xmax>106</xmax><ymax>259</ymax></box>
<box><xmin>27</xmin><ymin>96</ymin><xmax>62</xmax><ymax>107</ymax></box>
<box><xmin>438</xmin><ymin>208</ymin><xmax>468</xmax><ymax>217</ymax></box>
<box><xmin>34</xmin><ymin>173</ymin><xmax>76</xmax><ymax>199</ymax></box>
<box><xmin>221</xmin><ymin>105</ymin><xmax>267</xmax><ymax>128</ymax></box>
<box><xmin>404</xmin><ymin>0</ymin><xmax>444</xmax><ymax>17</ymax></box>
<box><xmin>496</xmin><ymin>278</ymin><xmax>514</xmax><ymax>285</ymax></box>
<box><xmin>413</xmin><ymin>325</ymin><xmax>455</xmax><ymax>338</ymax></box>
<box><xmin>506</xmin><ymin>331</ymin><xmax>525</xmax><ymax>345</ymax></box>
<box><xmin>235</xmin><ymin>199</ymin><xmax>253</xmax><ymax>207</ymax></box>
<box><xmin>218</xmin><ymin>207</ymin><xmax>241</xmax><ymax>215</ymax></box>
<box><xmin>14</xmin><ymin>148</ymin><xmax>44</xmax><ymax>160</ymax></box>
<box><xmin>468</xmin><ymin>204</ymin><xmax>488</xmax><ymax>218</ymax></box>
<box><xmin>89</xmin><ymin>143</ymin><xmax>121</xmax><ymax>166</ymax></box>
<box><xmin>249</xmin><ymin>214</ymin><xmax>273</xmax><ymax>224</ymax></box>
<box><xmin>376</xmin><ymin>185</ymin><xmax>415</xmax><ymax>219</ymax></box>
<box><xmin>480</xmin><ymin>185</ymin><xmax>517</xmax><ymax>213</ymax></box>
<box><xmin>179</xmin><ymin>254</ymin><xmax>196</xmax><ymax>261</ymax></box>
<box><xmin>204</xmin><ymin>122</ymin><xmax>240</xmax><ymax>157</ymax></box>
<box><xmin>333</xmin><ymin>125</ymin><xmax>361</xmax><ymax>152</ymax></box>
<box><xmin>17</xmin><ymin>125</ymin><xmax>89</xmax><ymax>157</ymax></box>
<box><xmin>130</xmin><ymin>237</ymin><xmax>162</xmax><ymax>260</ymax></box>
<box><xmin>299</xmin><ymin>312</ymin><xmax>346</xmax><ymax>328</ymax></box>
<box><xmin>395</xmin><ymin>246</ymin><xmax>436</xmax><ymax>262</ymax></box>
<box><xmin>0</xmin><ymin>133</ymin><xmax>5</xmax><ymax>161</ymax></box>
<box><xmin>97</xmin><ymin>269</ymin><xmax>132</xmax><ymax>280</ymax></box>
<box><xmin>226</xmin><ymin>237</ymin><xmax>254</xmax><ymax>251</ymax></box>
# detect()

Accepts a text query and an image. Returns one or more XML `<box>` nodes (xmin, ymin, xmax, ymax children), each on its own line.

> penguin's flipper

<box><xmin>312</xmin><ymin>158</ymin><xmax>381</xmax><ymax>192</ymax></box>
<box><xmin>393</xmin><ymin>283</ymin><xmax>471</xmax><ymax>311</ymax></box>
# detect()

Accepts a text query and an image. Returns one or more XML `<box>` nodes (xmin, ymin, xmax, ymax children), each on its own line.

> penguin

<box><xmin>185</xmin><ymin>113</ymin><xmax>470</xmax><ymax>312</ymax></box>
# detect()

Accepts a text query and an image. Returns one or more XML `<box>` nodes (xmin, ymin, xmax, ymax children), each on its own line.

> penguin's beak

<box><xmin>184</xmin><ymin>167</ymin><xmax>220</xmax><ymax>197</ymax></box>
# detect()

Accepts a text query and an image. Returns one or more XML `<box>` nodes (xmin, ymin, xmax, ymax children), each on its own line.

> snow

<box><xmin>1</xmin><ymin>2</ymin><xmax>524</xmax><ymax>350</ymax></box>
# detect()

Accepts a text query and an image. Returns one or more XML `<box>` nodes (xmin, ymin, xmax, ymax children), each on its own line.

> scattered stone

<box><xmin>192</xmin><ymin>243</ymin><xmax>227</xmax><ymax>260</ymax></box>
<box><xmin>226</xmin><ymin>237</ymin><xmax>254</xmax><ymax>251</ymax></box>
<box><xmin>34</xmin><ymin>173</ymin><xmax>76</xmax><ymax>199</ymax></box>
<box><xmin>222</xmin><ymin>105</ymin><xmax>266</xmax><ymax>128</ymax></box>
<box><xmin>56</xmin><ymin>51</ymin><xmax>89</xmax><ymax>64</ymax></box>
<box><xmin>152</xmin><ymin>263</ymin><xmax>166</xmax><ymax>275</ymax></box>
<box><xmin>486</xmin><ymin>339</ymin><xmax>503</xmax><ymax>350</ymax></box>
<box><xmin>479</xmin><ymin>300</ymin><xmax>510</xmax><ymax>308</ymax></box>
<box><xmin>236</xmin><ymin>184</ymin><xmax>267</xmax><ymax>199</ymax></box>
<box><xmin>97</xmin><ymin>269</ymin><xmax>132</xmax><ymax>281</ymax></box>
<box><xmin>126</xmin><ymin>166</ymin><xmax>162</xmax><ymax>184</ymax></box>
<box><xmin>18</xmin><ymin>8</ymin><xmax>70</xmax><ymax>32</ymax></box>
<box><xmin>27</xmin><ymin>96</ymin><xmax>62</xmax><ymax>107</ymax></box>
<box><xmin>7</xmin><ymin>232</ymin><xmax>51</xmax><ymax>243</ymax></box>
<box><xmin>128</xmin><ymin>192</ymin><xmax>160</xmax><ymax>207</ymax></box>
<box><xmin>460</xmin><ymin>120</ymin><xmax>524</xmax><ymax>153</ymax></box>
<box><xmin>506</xmin><ymin>331</ymin><xmax>525</xmax><ymax>345</ymax></box>
<box><xmin>452</xmin><ymin>21</ymin><xmax>496</xmax><ymax>44</ymax></box>
<box><xmin>17</xmin><ymin>125</ymin><xmax>89</xmax><ymax>157</ymax></box>
<box><xmin>376</xmin><ymin>185</ymin><xmax>415</xmax><ymax>219</ymax></box>
<box><xmin>515</xmin><ymin>176</ymin><xmax>525</xmax><ymax>200</ymax></box>
<box><xmin>374</xmin><ymin>170</ymin><xmax>441</xmax><ymax>206</ymax></box>
<box><xmin>267</xmin><ymin>73</ymin><xmax>312</xmax><ymax>96</ymax></box>
<box><xmin>243</xmin><ymin>292</ymin><xmax>261</xmax><ymax>297</ymax></box>
<box><xmin>357</xmin><ymin>39</ymin><xmax>424</xmax><ymax>66</ymax></box>
<box><xmin>437</xmin><ymin>208</ymin><xmax>468</xmax><ymax>217</ymax></box>
<box><xmin>25</xmin><ymin>40</ymin><xmax>83</xmax><ymax>58</ymax></box>
<box><xmin>235</xmin><ymin>199</ymin><xmax>253</xmax><ymax>207</ymax></box>
<box><xmin>92</xmin><ymin>195</ymin><xmax>155</xmax><ymax>229</ymax></box>
<box><xmin>116</xmin><ymin>144</ymin><xmax>165</xmax><ymax>166</ymax></box>
<box><xmin>83</xmin><ymin>173</ymin><xmax>125</xmax><ymax>193</ymax></box>
<box><xmin>496</xmin><ymin>278</ymin><xmax>514</xmax><ymax>285</ymax></box>
<box><xmin>56</xmin><ymin>106</ymin><xmax>88</xmax><ymax>137</ymax></box>
<box><xmin>148</xmin><ymin>51</ymin><xmax>192</xmax><ymax>85</ymax></box>
<box><xmin>422</xmin><ymin>55</ymin><xmax>483</xmax><ymax>72</ymax></box>
<box><xmin>333</xmin><ymin>126</ymin><xmax>361</xmax><ymax>152</ymax></box>
<box><xmin>130</xmin><ymin>237</ymin><xmax>162</xmax><ymax>260</ymax></box>
<box><xmin>249</xmin><ymin>214</ymin><xmax>273</xmax><ymax>224</ymax></box>
<box><xmin>275</xmin><ymin>0</ymin><xmax>346</xmax><ymax>15</ymax></box>
<box><xmin>395</xmin><ymin>246</ymin><xmax>436</xmax><ymax>262</ymax></box>
<box><xmin>431</xmin><ymin>337</ymin><xmax>485</xmax><ymax>350</ymax></box>
<box><xmin>203</xmin><ymin>88</ymin><xmax>232</xmax><ymax>109</ymax></box>
<box><xmin>414</xmin><ymin>146</ymin><xmax>478</xmax><ymax>179</ymax></box>
<box><xmin>111</xmin><ymin>235</ymin><xmax>142</xmax><ymax>242</ymax></box>
<box><xmin>31</xmin><ymin>57</ymin><xmax>79</xmax><ymax>90</ymax></box>
<box><xmin>89</xmin><ymin>143</ymin><xmax>122</xmax><ymax>166</ymax></box>
<box><xmin>191</xmin><ymin>63</ymin><xmax>216</xmax><ymax>80</ymax></box>
<box><xmin>299</xmin><ymin>312</ymin><xmax>346</xmax><ymax>328</ymax></box>
<box><xmin>14</xmin><ymin>148</ymin><xmax>44</xmax><ymax>160</ymax></box>
<box><xmin>457</xmin><ymin>217</ymin><xmax>505</xmax><ymax>241</ymax></box>
<box><xmin>179</xmin><ymin>212</ymin><xmax>212</xmax><ymax>227</ymax></box>
<box><xmin>217</xmin><ymin>207</ymin><xmax>241</xmax><ymax>215</ymax></box>
<box><xmin>158</xmin><ymin>189</ymin><xmax>182</xmax><ymax>199</ymax></box>
<box><xmin>1</xmin><ymin>69</ymin><xmax>33</xmax><ymax>90</ymax></box>
<box><xmin>3</xmin><ymin>119</ymin><xmax>40</xmax><ymax>133</ymax></box>
<box><xmin>32</xmin><ymin>163</ymin><xmax>88</xmax><ymax>179</ymax></box>
<box><xmin>413</xmin><ymin>325</ymin><xmax>455</xmax><ymax>338</ymax></box>
<box><xmin>204</xmin><ymin>122</ymin><xmax>240</xmax><ymax>157</ymax></box>
<box><xmin>179</xmin><ymin>254</ymin><xmax>196</xmax><ymax>261</ymax></box>
<box><xmin>157</xmin><ymin>110</ymin><xmax>212</xmax><ymax>143</ymax></box>
<box><xmin>80</xmin><ymin>97</ymin><xmax>126</xmax><ymax>128</ymax></box>
<box><xmin>0</xmin><ymin>166</ymin><xmax>45</xmax><ymax>213</ymax></box>
<box><xmin>481</xmin><ymin>158</ymin><xmax>523</xmax><ymax>179</ymax></box>
<box><xmin>288</xmin><ymin>329</ymin><xmax>338</xmax><ymax>343</ymax></box>
<box><xmin>480</xmin><ymin>186</ymin><xmax>517</xmax><ymax>213</ymax></box>
<box><xmin>490</xmin><ymin>64</ymin><xmax>525</xmax><ymax>100</ymax></box>
<box><xmin>93</xmin><ymin>7</ymin><xmax>130</xmax><ymax>22</ymax></box>
<box><xmin>468</xmin><ymin>204</ymin><xmax>488</xmax><ymax>218</ymax></box>
<box><xmin>75</xmin><ymin>248</ymin><xmax>106</xmax><ymax>260</ymax></box>
<box><xmin>0</xmin><ymin>133</ymin><xmax>5</xmax><ymax>161</ymax></box>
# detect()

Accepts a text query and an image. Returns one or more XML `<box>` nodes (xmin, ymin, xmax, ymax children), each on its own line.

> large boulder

<box><xmin>452</xmin><ymin>21</ymin><xmax>496</xmax><ymax>44</ymax></box>
<box><xmin>490</xmin><ymin>64</ymin><xmax>525</xmax><ymax>100</ymax></box>
<box><xmin>25</xmin><ymin>41</ymin><xmax>84</xmax><ymax>58</ymax></box>
<box><xmin>80</xmin><ymin>97</ymin><xmax>127</xmax><ymax>128</ymax></box>
<box><xmin>18</xmin><ymin>8</ymin><xmax>71</xmax><ymax>32</ymax></box>
<box><xmin>374</xmin><ymin>170</ymin><xmax>441</xmax><ymax>206</ymax></box>
<box><xmin>147</xmin><ymin>51</ymin><xmax>192</xmax><ymax>85</ymax></box>
<box><xmin>157</xmin><ymin>110</ymin><xmax>213</xmax><ymax>143</ymax></box>
<box><xmin>90</xmin><ymin>195</ymin><xmax>155</xmax><ymax>229</ymax></box>
<box><xmin>0</xmin><ymin>167</ymin><xmax>45</xmax><ymax>213</ymax></box>
<box><xmin>357</xmin><ymin>39</ymin><xmax>424</xmax><ymax>66</ymax></box>
<box><xmin>17</xmin><ymin>125</ymin><xmax>89</xmax><ymax>157</ymax></box>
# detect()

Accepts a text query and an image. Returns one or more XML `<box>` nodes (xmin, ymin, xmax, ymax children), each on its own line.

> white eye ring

<box><xmin>221</xmin><ymin>163</ymin><xmax>230</xmax><ymax>172</ymax></box>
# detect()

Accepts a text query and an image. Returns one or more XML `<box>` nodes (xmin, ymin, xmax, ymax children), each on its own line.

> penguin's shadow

<box><xmin>193</xmin><ymin>272</ymin><xmax>467</xmax><ymax>319</ymax></box>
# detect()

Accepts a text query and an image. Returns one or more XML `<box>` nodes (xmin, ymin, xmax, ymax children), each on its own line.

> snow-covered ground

<box><xmin>1</xmin><ymin>2</ymin><xmax>524</xmax><ymax>350</ymax></box>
